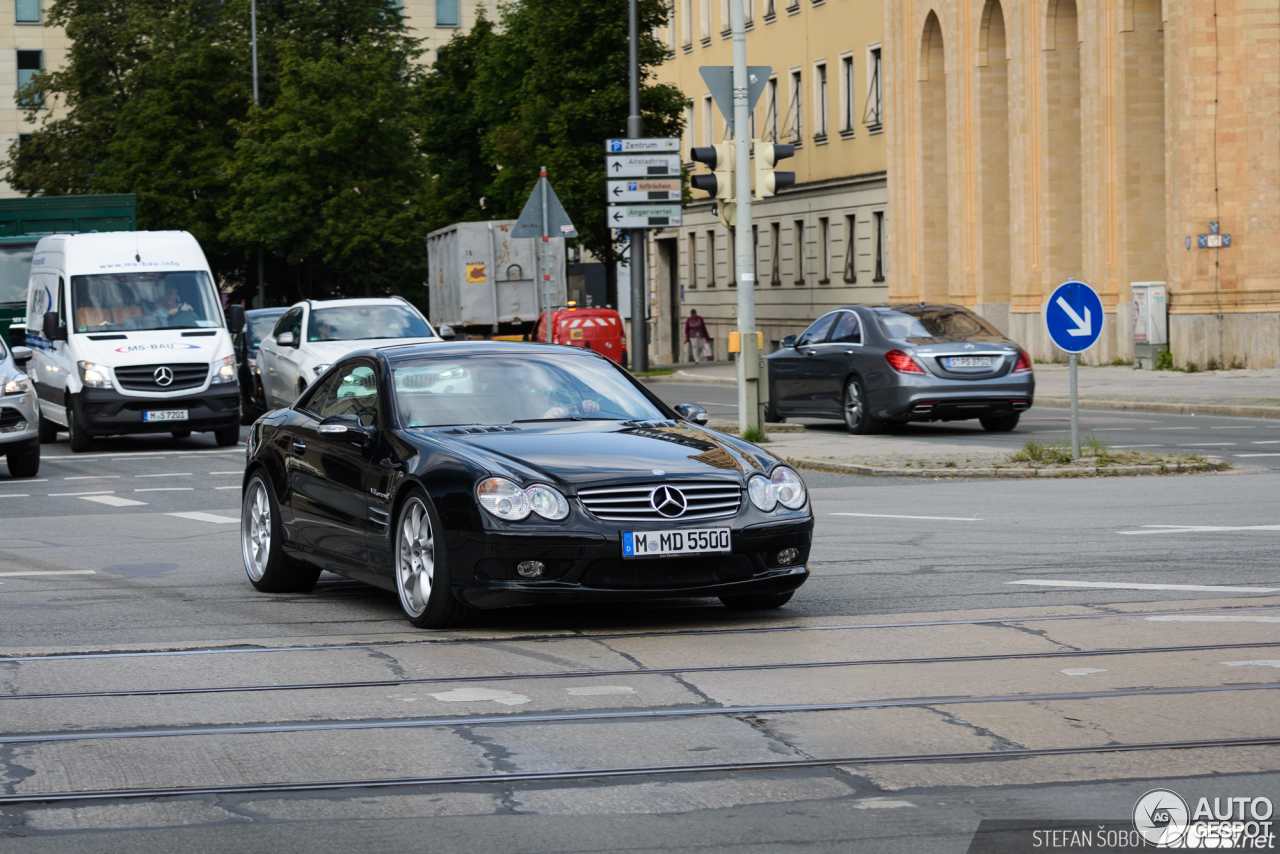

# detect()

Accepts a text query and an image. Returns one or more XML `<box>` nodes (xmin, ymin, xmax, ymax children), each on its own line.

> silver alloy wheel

<box><xmin>844</xmin><ymin>379</ymin><xmax>863</xmax><ymax>429</ymax></box>
<box><xmin>241</xmin><ymin>478</ymin><xmax>272</xmax><ymax>582</ymax></box>
<box><xmin>396</xmin><ymin>497</ymin><xmax>434</xmax><ymax>618</ymax></box>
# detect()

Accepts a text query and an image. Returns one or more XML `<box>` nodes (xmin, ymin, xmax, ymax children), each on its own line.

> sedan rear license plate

<box><xmin>946</xmin><ymin>356</ymin><xmax>993</xmax><ymax>368</ymax></box>
<box><xmin>623</xmin><ymin>528</ymin><xmax>731</xmax><ymax>559</ymax></box>
<box><xmin>143</xmin><ymin>410</ymin><xmax>189</xmax><ymax>422</ymax></box>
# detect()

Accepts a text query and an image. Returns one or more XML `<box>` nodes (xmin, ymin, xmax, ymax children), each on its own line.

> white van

<box><xmin>19</xmin><ymin>231</ymin><xmax>243</xmax><ymax>452</ymax></box>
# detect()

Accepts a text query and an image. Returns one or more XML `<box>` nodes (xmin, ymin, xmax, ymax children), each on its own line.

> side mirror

<box><xmin>781</xmin><ymin>335</ymin><xmax>797</xmax><ymax>349</ymax></box>
<box><xmin>11</xmin><ymin>346</ymin><xmax>32</xmax><ymax>368</ymax></box>
<box><xmin>437</xmin><ymin>324</ymin><xmax>456</xmax><ymax>341</ymax></box>
<box><xmin>276</xmin><ymin>331</ymin><xmax>296</xmax><ymax>347</ymax></box>
<box><xmin>226</xmin><ymin>304</ymin><xmax>245</xmax><ymax>335</ymax></box>
<box><xmin>8</xmin><ymin>326</ymin><xmax>25</xmax><ymax>347</ymax></box>
<box><xmin>43</xmin><ymin>311</ymin><xmax>66</xmax><ymax>342</ymax></box>
<box><xmin>318</xmin><ymin>413</ymin><xmax>376</xmax><ymax>444</ymax></box>
<box><xmin>673</xmin><ymin>403</ymin><xmax>710</xmax><ymax>426</ymax></box>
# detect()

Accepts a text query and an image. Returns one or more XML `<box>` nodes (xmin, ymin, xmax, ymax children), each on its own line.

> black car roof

<box><xmin>378</xmin><ymin>340</ymin><xmax>611</xmax><ymax>363</ymax></box>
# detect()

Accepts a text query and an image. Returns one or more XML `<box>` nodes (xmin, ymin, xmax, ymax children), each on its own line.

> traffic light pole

<box><xmin>627</xmin><ymin>0</ymin><xmax>648</xmax><ymax>373</ymax></box>
<box><xmin>730</xmin><ymin>0</ymin><xmax>760</xmax><ymax>433</ymax></box>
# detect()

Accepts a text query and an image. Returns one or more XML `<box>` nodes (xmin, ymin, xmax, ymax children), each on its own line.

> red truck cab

<box><xmin>533</xmin><ymin>304</ymin><xmax>627</xmax><ymax>364</ymax></box>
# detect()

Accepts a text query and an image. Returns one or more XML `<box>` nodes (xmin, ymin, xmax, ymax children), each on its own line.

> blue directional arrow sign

<box><xmin>1045</xmin><ymin>280</ymin><xmax>1103</xmax><ymax>353</ymax></box>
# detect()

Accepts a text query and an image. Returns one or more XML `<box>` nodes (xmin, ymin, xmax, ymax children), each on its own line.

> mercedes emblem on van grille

<box><xmin>153</xmin><ymin>366</ymin><xmax>174</xmax><ymax>387</ymax></box>
<box><xmin>650</xmin><ymin>485</ymin><xmax>688</xmax><ymax>518</ymax></box>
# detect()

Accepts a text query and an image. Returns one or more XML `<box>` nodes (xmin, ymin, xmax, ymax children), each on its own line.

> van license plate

<box><xmin>946</xmin><ymin>357</ymin><xmax>992</xmax><ymax>368</ymax></box>
<box><xmin>622</xmin><ymin>528</ymin><xmax>731</xmax><ymax>559</ymax></box>
<box><xmin>143</xmin><ymin>410</ymin><xmax>189</xmax><ymax>422</ymax></box>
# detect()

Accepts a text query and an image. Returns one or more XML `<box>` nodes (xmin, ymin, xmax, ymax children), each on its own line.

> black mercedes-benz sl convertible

<box><xmin>240</xmin><ymin>341</ymin><xmax>813</xmax><ymax>628</ymax></box>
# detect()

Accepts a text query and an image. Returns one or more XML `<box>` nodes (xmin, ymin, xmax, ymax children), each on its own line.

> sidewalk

<box><xmin>646</xmin><ymin>361</ymin><xmax>1280</xmax><ymax>419</ymax></box>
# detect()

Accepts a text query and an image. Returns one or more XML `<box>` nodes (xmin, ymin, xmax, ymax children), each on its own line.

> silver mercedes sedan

<box><xmin>765</xmin><ymin>304</ymin><xmax>1034</xmax><ymax>434</ymax></box>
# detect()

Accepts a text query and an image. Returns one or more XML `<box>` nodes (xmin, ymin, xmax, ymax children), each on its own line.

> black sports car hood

<box><xmin>412</xmin><ymin>421</ymin><xmax>775</xmax><ymax>488</ymax></box>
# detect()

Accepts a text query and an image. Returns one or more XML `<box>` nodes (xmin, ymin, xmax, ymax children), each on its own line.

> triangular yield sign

<box><xmin>512</xmin><ymin>176</ymin><xmax>578</xmax><ymax>239</ymax></box>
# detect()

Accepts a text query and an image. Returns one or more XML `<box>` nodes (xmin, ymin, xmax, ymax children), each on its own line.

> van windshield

<box><xmin>70</xmin><ymin>271</ymin><xmax>222</xmax><ymax>332</ymax></box>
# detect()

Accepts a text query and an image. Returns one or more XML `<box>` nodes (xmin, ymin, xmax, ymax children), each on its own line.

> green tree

<box><xmin>221</xmin><ymin>38</ymin><xmax>430</xmax><ymax>298</ymax></box>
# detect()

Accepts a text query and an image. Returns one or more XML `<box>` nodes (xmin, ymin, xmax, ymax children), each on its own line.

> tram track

<box><xmin>3</xmin><ymin>640</ymin><xmax>1277</xmax><ymax>702</ymax></box>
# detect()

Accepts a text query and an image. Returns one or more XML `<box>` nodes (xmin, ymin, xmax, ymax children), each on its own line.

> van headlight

<box><xmin>748</xmin><ymin>467</ymin><xmax>808</xmax><ymax>512</ymax></box>
<box><xmin>211</xmin><ymin>355</ymin><xmax>236</xmax><ymax>384</ymax></box>
<box><xmin>2</xmin><ymin>375</ymin><xmax>31</xmax><ymax>395</ymax></box>
<box><xmin>77</xmin><ymin>361</ymin><xmax>112</xmax><ymax>389</ymax></box>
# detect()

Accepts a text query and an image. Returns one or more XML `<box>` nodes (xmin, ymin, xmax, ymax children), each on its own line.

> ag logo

<box><xmin>1134</xmin><ymin>788</ymin><xmax>1189</xmax><ymax>846</ymax></box>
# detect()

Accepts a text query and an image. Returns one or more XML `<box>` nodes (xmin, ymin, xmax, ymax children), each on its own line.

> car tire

<box><xmin>66</xmin><ymin>404</ymin><xmax>93</xmax><ymax>453</ymax></box>
<box><xmin>38</xmin><ymin>412</ymin><xmax>59</xmax><ymax>444</ymax></box>
<box><xmin>171</xmin><ymin>430</ymin><xmax>192</xmax><ymax>439</ymax></box>
<box><xmin>720</xmin><ymin>591</ymin><xmax>794</xmax><ymax>610</ymax></box>
<box><xmin>213</xmin><ymin>425</ymin><xmax>240</xmax><ymax>447</ymax></box>
<box><xmin>6</xmin><ymin>444</ymin><xmax>39</xmax><ymax>478</ymax></box>
<box><xmin>842</xmin><ymin>376</ymin><xmax>884</xmax><ymax>435</ymax></box>
<box><xmin>394</xmin><ymin>488</ymin><xmax>472</xmax><ymax>629</ymax></box>
<box><xmin>979</xmin><ymin>413</ymin><xmax>1021</xmax><ymax>432</ymax></box>
<box><xmin>241</xmin><ymin>472</ymin><xmax>321</xmax><ymax>593</ymax></box>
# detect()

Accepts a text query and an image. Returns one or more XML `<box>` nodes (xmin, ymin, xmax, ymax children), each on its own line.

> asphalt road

<box><xmin>1</xmin><ymin>427</ymin><xmax>1278</xmax><ymax>853</ymax></box>
<box><xmin>648</xmin><ymin>381</ymin><xmax>1280</xmax><ymax>470</ymax></box>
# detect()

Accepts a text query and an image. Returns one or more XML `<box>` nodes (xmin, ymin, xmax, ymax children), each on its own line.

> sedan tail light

<box><xmin>1013</xmin><ymin>350</ymin><xmax>1033</xmax><ymax>373</ymax></box>
<box><xmin>885</xmin><ymin>350</ymin><xmax>926</xmax><ymax>375</ymax></box>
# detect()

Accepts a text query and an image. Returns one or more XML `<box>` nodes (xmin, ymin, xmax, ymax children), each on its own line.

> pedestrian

<box><xmin>684</xmin><ymin>309</ymin><xmax>712</xmax><ymax>363</ymax></box>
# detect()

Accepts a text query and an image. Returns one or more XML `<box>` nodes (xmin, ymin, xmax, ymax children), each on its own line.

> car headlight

<box><xmin>211</xmin><ymin>355</ymin><xmax>236</xmax><ymax>384</ymax></box>
<box><xmin>526</xmin><ymin>485</ymin><xmax>570</xmax><ymax>520</ymax></box>
<box><xmin>77</xmin><ymin>361</ymin><xmax>112</xmax><ymax>389</ymax></box>
<box><xmin>312</xmin><ymin>363</ymin><xmax>331</xmax><ymax>378</ymax></box>
<box><xmin>748</xmin><ymin>467</ymin><xmax>808</xmax><ymax>512</ymax></box>
<box><xmin>477</xmin><ymin>477</ymin><xmax>531</xmax><ymax>521</ymax></box>
<box><xmin>2</xmin><ymin>375</ymin><xmax>31</xmax><ymax>395</ymax></box>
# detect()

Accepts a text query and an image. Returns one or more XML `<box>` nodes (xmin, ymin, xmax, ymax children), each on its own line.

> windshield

<box><xmin>876</xmin><ymin>308</ymin><xmax>1001</xmax><ymax>340</ymax></box>
<box><xmin>308</xmin><ymin>305</ymin><xmax>433</xmax><ymax>342</ymax></box>
<box><xmin>0</xmin><ymin>245</ymin><xmax>33</xmax><ymax>305</ymax></box>
<box><xmin>392</xmin><ymin>354</ymin><xmax>668</xmax><ymax>428</ymax></box>
<box><xmin>247</xmin><ymin>313</ymin><xmax>284</xmax><ymax>348</ymax></box>
<box><xmin>70</xmin><ymin>271</ymin><xmax>222</xmax><ymax>332</ymax></box>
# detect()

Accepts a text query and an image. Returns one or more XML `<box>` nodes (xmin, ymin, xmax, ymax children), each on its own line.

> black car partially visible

<box><xmin>234</xmin><ymin>307</ymin><xmax>287</xmax><ymax>422</ymax></box>
<box><xmin>240</xmin><ymin>342</ymin><xmax>813</xmax><ymax>628</ymax></box>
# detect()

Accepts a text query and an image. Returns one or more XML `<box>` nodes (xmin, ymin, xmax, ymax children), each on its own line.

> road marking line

<box><xmin>0</xmin><ymin>494</ymin><xmax>29</xmax><ymax>498</ymax></box>
<box><xmin>63</xmin><ymin>476</ymin><xmax>120</xmax><ymax>480</ymax></box>
<box><xmin>1149</xmin><ymin>615</ymin><xmax>1280</xmax><ymax>623</ymax></box>
<box><xmin>1235</xmin><ymin>453</ymin><xmax>1280</xmax><ymax>458</ymax></box>
<box><xmin>1211</xmin><ymin>426</ymin><xmax>1256</xmax><ymax>429</ymax></box>
<box><xmin>136</xmin><ymin>473</ymin><xmax>193</xmax><ymax>478</ymax></box>
<box><xmin>1151</xmin><ymin>427</ymin><xmax>1197</xmax><ymax>430</ymax></box>
<box><xmin>1009</xmin><ymin>580</ymin><xmax>1280</xmax><ymax>593</ymax></box>
<box><xmin>1179</xmin><ymin>442</ymin><xmax>1236</xmax><ymax>446</ymax></box>
<box><xmin>1</xmin><ymin>478</ymin><xmax>46</xmax><ymax>483</ymax></box>
<box><xmin>831</xmin><ymin>512</ymin><xmax>981</xmax><ymax>522</ymax></box>
<box><xmin>1251</xmin><ymin>441</ymin><xmax>1280</xmax><ymax>445</ymax></box>
<box><xmin>0</xmin><ymin>570</ymin><xmax>96</xmax><ymax>577</ymax></box>
<box><xmin>135</xmin><ymin>487</ymin><xmax>195</xmax><ymax>492</ymax></box>
<box><xmin>1118</xmin><ymin>524</ymin><xmax>1280</xmax><ymax>534</ymax></box>
<box><xmin>215</xmin><ymin>486</ymin><xmax>239</xmax><ymax>490</ymax></box>
<box><xmin>210</xmin><ymin>471</ymin><xmax>242</xmax><ymax>475</ymax></box>
<box><xmin>1111</xmin><ymin>444</ymin><xmax>1162</xmax><ymax>448</ymax></box>
<box><xmin>43</xmin><ymin>451</ymin><xmax>241</xmax><ymax>462</ymax></box>
<box><xmin>1097</xmin><ymin>428</ymin><xmax>1137</xmax><ymax>432</ymax></box>
<box><xmin>81</xmin><ymin>494</ymin><xmax>147</xmax><ymax>507</ymax></box>
<box><xmin>1222</xmin><ymin>660</ymin><xmax>1280</xmax><ymax>668</ymax></box>
<box><xmin>49</xmin><ymin>490</ymin><xmax>115</xmax><ymax>497</ymax></box>
<box><xmin>166</xmin><ymin>511</ymin><xmax>238</xmax><ymax>524</ymax></box>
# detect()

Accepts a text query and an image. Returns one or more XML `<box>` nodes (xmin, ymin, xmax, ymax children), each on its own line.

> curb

<box><xmin>785</xmin><ymin>458</ymin><xmax>1230</xmax><ymax>479</ymax></box>
<box><xmin>707</xmin><ymin>420</ymin><xmax>805</xmax><ymax>434</ymax></box>
<box><xmin>641</xmin><ymin>373</ymin><xmax>736</xmax><ymax>386</ymax></box>
<box><xmin>1035</xmin><ymin>397</ymin><xmax>1280</xmax><ymax>420</ymax></box>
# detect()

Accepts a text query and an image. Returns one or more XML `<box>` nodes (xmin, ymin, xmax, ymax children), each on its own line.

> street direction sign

<box><xmin>608</xmin><ymin>204</ymin><xmax>682</xmax><ymax>228</ymax></box>
<box><xmin>1045</xmin><ymin>280</ymin><xmax>1103</xmax><ymax>353</ymax></box>
<box><xmin>608</xmin><ymin>179</ymin><xmax>681</xmax><ymax>203</ymax></box>
<box><xmin>606</xmin><ymin>154</ymin><xmax>682</xmax><ymax>179</ymax></box>
<box><xmin>606</xmin><ymin>138</ymin><xmax>680</xmax><ymax>153</ymax></box>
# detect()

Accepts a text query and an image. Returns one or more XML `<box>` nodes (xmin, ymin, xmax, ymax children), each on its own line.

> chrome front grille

<box><xmin>577</xmin><ymin>481</ymin><xmax>742</xmax><ymax>522</ymax></box>
<box><xmin>115</xmin><ymin>363</ymin><xmax>209</xmax><ymax>392</ymax></box>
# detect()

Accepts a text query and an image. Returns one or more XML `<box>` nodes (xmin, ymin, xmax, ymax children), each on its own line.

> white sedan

<box><xmin>257</xmin><ymin>297</ymin><xmax>445</xmax><ymax>409</ymax></box>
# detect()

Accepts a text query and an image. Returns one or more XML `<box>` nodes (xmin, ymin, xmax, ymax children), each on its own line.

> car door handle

<box><xmin>804</xmin><ymin>350</ymin><xmax>816</xmax><ymax>356</ymax></box>
<box><xmin>292</xmin><ymin>440</ymin><xmax>306</xmax><ymax>453</ymax></box>
<box><xmin>844</xmin><ymin>349</ymin><xmax>856</xmax><ymax>354</ymax></box>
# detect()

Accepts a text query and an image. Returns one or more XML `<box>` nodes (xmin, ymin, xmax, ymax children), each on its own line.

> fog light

<box><xmin>517</xmin><ymin>560</ymin><xmax>545</xmax><ymax>578</ymax></box>
<box><xmin>777</xmin><ymin>548</ymin><xmax>800</xmax><ymax>566</ymax></box>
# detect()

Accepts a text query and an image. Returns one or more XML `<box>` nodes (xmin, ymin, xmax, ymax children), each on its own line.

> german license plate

<box><xmin>622</xmin><ymin>528</ymin><xmax>731</xmax><ymax>559</ymax></box>
<box><xmin>946</xmin><ymin>356</ymin><xmax>992</xmax><ymax>368</ymax></box>
<box><xmin>143</xmin><ymin>410</ymin><xmax>189</xmax><ymax>422</ymax></box>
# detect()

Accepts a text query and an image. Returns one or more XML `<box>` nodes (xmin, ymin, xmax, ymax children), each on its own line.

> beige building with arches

<box><xmin>886</xmin><ymin>0</ymin><xmax>1280</xmax><ymax>366</ymax></box>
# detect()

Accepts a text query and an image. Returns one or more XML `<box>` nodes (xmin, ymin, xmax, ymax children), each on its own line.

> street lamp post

<box><xmin>251</xmin><ymin>0</ymin><xmax>264</xmax><ymax>309</ymax></box>
<box><xmin>627</xmin><ymin>0</ymin><xmax>648</xmax><ymax>373</ymax></box>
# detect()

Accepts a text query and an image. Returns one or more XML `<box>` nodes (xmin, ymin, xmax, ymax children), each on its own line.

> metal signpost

<box><xmin>513</xmin><ymin>168</ymin><xmax>578</xmax><ymax>343</ymax></box>
<box><xmin>1044</xmin><ymin>280</ymin><xmax>1104</xmax><ymax>458</ymax></box>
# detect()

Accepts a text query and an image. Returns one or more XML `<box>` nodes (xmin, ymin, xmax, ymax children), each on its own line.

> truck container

<box><xmin>0</xmin><ymin>194</ymin><xmax>137</xmax><ymax>346</ymax></box>
<box><xmin>427</xmin><ymin>220</ymin><xmax>566</xmax><ymax>337</ymax></box>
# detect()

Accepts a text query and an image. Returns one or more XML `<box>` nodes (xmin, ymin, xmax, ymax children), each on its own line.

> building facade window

<box><xmin>839</xmin><ymin>53</ymin><xmax>855</xmax><ymax>136</ymax></box>
<box><xmin>719</xmin><ymin>0</ymin><xmax>730</xmax><ymax>35</ymax></box>
<box><xmin>700</xmin><ymin>0</ymin><xmax>711</xmax><ymax>43</ymax></box>
<box><xmin>864</xmin><ymin>44</ymin><xmax>883</xmax><ymax>131</ymax></box>
<box><xmin>435</xmin><ymin>0</ymin><xmax>460</xmax><ymax>27</ymax></box>
<box><xmin>787</xmin><ymin>69</ymin><xmax>803</xmax><ymax>145</ymax></box>
<box><xmin>682</xmin><ymin>0</ymin><xmax>693</xmax><ymax>47</ymax></box>
<box><xmin>666</xmin><ymin>0</ymin><xmax>677</xmax><ymax>51</ymax></box>
<box><xmin>744</xmin><ymin>0</ymin><xmax>753</xmax><ymax>26</ymax></box>
<box><xmin>706</xmin><ymin>229</ymin><xmax>717</xmax><ymax>286</ymax></box>
<box><xmin>764</xmin><ymin>77</ymin><xmax>779</xmax><ymax>142</ymax></box>
<box><xmin>17</xmin><ymin>51</ymin><xmax>43</xmax><ymax>108</ymax></box>
<box><xmin>702</xmin><ymin>95</ymin><xmax>715</xmax><ymax>146</ymax></box>
<box><xmin>684</xmin><ymin>102</ymin><xmax>696</xmax><ymax>162</ymax></box>
<box><xmin>764</xmin><ymin>0</ymin><xmax>777</xmax><ymax>20</ymax></box>
<box><xmin>687</xmin><ymin>232</ymin><xmax>698</xmax><ymax>288</ymax></box>
<box><xmin>793</xmin><ymin>219</ymin><xmax>806</xmax><ymax>284</ymax></box>
<box><xmin>873</xmin><ymin>210</ymin><xmax>886</xmax><ymax>281</ymax></box>
<box><xmin>843</xmin><ymin>214</ymin><xmax>857</xmax><ymax>283</ymax></box>
<box><xmin>15</xmin><ymin>0</ymin><xmax>40</xmax><ymax>24</ymax></box>
<box><xmin>818</xmin><ymin>217</ymin><xmax>830</xmax><ymax>283</ymax></box>
<box><xmin>770</xmin><ymin>222</ymin><xmax>781</xmax><ymax>285</ymax></box>
<box><xmin>814</xmin><ymin>63</ymin><xmax>828</xmax><ymax>141</ymax></box>
<box><xmin>752</xmin><ymin>224</ymin><xmax>760</xmax><ymax>286</ymax></box>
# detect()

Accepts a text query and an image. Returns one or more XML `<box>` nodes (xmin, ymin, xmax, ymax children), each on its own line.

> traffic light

<box><xmin>753</xmin><ymin>141</ymin><xmax>795</xmax><ymax>200</ymax></box>
<box><xmin>689</xmin><ymin>143</ymin><xmax>735</xmax><ymax>202</ymax></box>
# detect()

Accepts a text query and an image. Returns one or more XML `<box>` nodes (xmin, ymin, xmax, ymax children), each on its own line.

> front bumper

<box><xmin>871</xmin><ymin>373</ymin><xmax>1035</xmax><ymax>421</ymax></box>
<box><xmin>0</xmin><ymin>390</ymin><xmax>39</xmax><ymax>450</ymax></box>
<box><xmin>74</xmin><ymin>385</ymin><xmax>240</xmax><ymax>436</ymax></box>
<box><xmin>448</xmin><ymin>518</ymin><xmax>814</xmax><ymax>609</ymax></box>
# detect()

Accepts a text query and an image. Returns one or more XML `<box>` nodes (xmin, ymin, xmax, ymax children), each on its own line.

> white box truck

<box><xmin>19</xmin><ymin>231</ymin><xmax>244</xmax><ymax>452</ymax></box>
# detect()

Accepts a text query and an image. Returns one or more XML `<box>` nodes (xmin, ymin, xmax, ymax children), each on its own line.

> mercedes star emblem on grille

<box><xmin>153</xmin><ymin>366</ymin><xmax>174</xmax><ymax>387</ymax></box>
<box><xmin>649</xmin><ymin>485</ymin><xmax>688</xmax><ymax>518</ymax></box>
